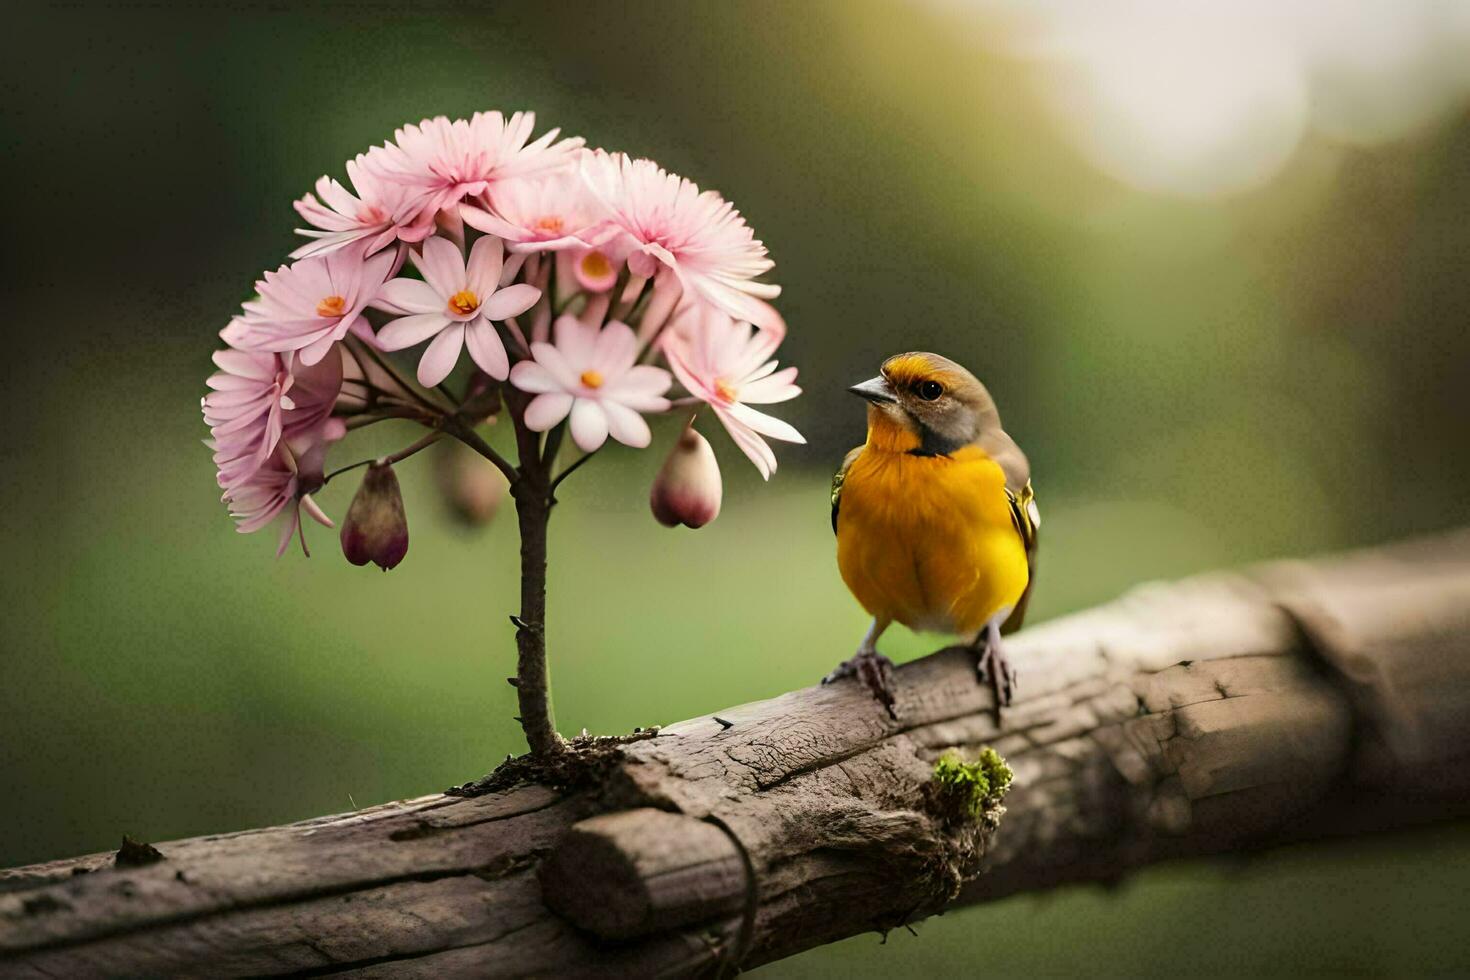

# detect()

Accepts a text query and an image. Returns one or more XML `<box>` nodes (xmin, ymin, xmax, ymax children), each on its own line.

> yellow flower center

<box><xmin>448</xmin><ymin>290</ymin><xmax>480</xmax><ymax>316</ymax></box>
<box><xmin>714</xmin><ymin>378</ymin><xmax>740</xmax><ymax>403</ymax></box>
<box><xmin>533</xmin><ymin>215</ymin><xmax>566</xmax><ymax>234</ymax></box>
<box><xmin>580</xmin><ymin>370</ymin><xmax>604</xmax><ymax>390</ymax></box>
<box><xmin>316</xmin><ymin>295</ymin><xmax>347</xmax><ymax>318</ymax></box>
<box><xmin>580</xmin><ymin>250</ymin><xmax>613</xmax><ymax>280</ymax></box>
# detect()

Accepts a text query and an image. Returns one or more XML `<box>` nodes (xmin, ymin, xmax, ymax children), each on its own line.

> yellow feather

<box><xmin>835</xmin><ymin>438</ymin><xmax>1029</xmax><ymax>636</ymax></box>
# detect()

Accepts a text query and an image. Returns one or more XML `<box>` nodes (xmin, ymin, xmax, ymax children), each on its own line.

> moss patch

<box><xmin>925</xmin><ymin>748</ymin><xmax>1014</xmax><ymax>827</ymax></box>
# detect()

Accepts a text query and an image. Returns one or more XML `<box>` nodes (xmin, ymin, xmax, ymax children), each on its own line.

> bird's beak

<box><xmin>848</xmin><ymin>375</ymin><xmax>897</xmax><ymax>405</ymax></box>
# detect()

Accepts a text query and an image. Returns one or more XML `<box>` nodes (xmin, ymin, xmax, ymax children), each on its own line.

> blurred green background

<box><xmin>3</xmin><ymin>2</ymin><xmax>1469</xmax><ymax>975</ymax></box>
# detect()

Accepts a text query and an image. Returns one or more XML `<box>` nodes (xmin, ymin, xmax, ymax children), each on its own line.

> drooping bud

<box><xmin>650</xmin><ymin>422</ymin><xmax>722</xmax><ymax>529</ymax></box>
<box><xmin>433</xmin><ymin>438</ymin><xmax>505</xmax><ymax>527</ymax></box>
<box><xmin>340</xmin><ymin>462</ymin><xmax>409</xmax><ymax>570</ymax></box>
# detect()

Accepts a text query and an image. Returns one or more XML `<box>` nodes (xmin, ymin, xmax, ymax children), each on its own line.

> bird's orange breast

<box><xmin>835</xmin><ymin>445</ymin><xmax>1028</xmax><ymax>636</ymax></box>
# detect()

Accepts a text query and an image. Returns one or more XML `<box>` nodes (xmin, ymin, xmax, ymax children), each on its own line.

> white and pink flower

<box><xmin>203</xmin><ymin>347</ymin><xmax>343</xmax><ymax>493</ymax></box>
<box><xmin>367</xmin><ymin>112</ymin><xmax>584</xmax><ymax>238</ymax></box>
<box><xmin>222</xmin><ymin>419</ymin><xmax>343</xmax><ymax>557</ymax></box>
<box><xmin>206</xmin><ymin>109</ymin><xmax>803</xmax><ymax>559</ymax></box>
<box><xmin>662</xmin><ymin>305</ymin><xmax>803</xmax><ymax>479</ymax></box>
<box><xmin>291</xmin><ymin>152</ymin><xmax>418</xmax><ymax>259</ymax></box>
<box><xmin>228</xmin><ymin>245</ymin><xmax>396</xmax><ymax>365</ymax></box>
<box><xmin>460</xmin><ymin>169</ymin><xmax>600</xmax><ymax>253</ymax></box>
<box><xmin>581</xmin><ymin>151</ymin><xmax>784</xmax><ymax>336</ymax></box>
<box><xmin>509</xmin><ymin>315</ymin><xmax>672</xmax><ymax>451</ymax></box>
<box><xmin>373</xmin><ymin>236</ymin><xmax>541</xmax><ymax>386</ymax></box>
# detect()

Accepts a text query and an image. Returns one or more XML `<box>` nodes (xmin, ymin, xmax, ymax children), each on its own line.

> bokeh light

<box><xmin>961</xmin><ymin>0</ymin><xmax>1470</xmax><ymax>196</ymax></box>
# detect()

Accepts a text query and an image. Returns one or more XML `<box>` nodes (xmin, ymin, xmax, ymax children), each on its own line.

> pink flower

<box><xmin>367</xmin><ymin>112</ymin><xmax>584</xmax><ymax>239</ymax></box>
<box><xmin>290</xmin><ymin>152</ymin><xmax>416</xmax><ymax>259</ymax></box>
<box><xmin>509</xmin><ymin>315</ymin><xmax>673</xmax><ymax>451</ymax></box>
<box><xmin>662</xmin><ymin>305</ymin><xmax>803</xmax><ymax>479</ymax></box>
<box><xmin>459</xmin><ymin>169</ymin><xmax>599</xmax><ymax>253</ymax></box>
<box><xmin>581</xmin><ymin>150</ymin><xmax>784</xmax><ymax>335</ymax></box>
<box><xmin>228</xmin><ymin>245</ymin><xmax>396</xmax><ymax>365</ymax></box>
<box><xmin>373</xmin><ymin>236</ymin><xmax>541</xmax><ymax>386</ymax></box>
<box><xmin>204</xmin><ymin>347</ymin><xmax>343</xmax><ymax>494</ymax></box>
<box><xmin>222</xmin><ymin>420</ymin><xmax>343</xmax><ymax>557</ymax></box>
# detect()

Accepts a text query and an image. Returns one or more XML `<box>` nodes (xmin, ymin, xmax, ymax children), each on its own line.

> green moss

<box><xmin>928</xmin><ymin>748</ymin><xmax>1014</xmax><ymax>824</ymax></box>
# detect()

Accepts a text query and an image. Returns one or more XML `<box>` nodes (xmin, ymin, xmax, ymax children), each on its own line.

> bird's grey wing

<box><xmin>1001</xmin><ymin>478</ymin><xmax>1040</xmax><ymax>635</ymax></box>
<box><xmin>831</xmin><ymin>446</ymin><xmax>864</xmax><ymax>534</ymax></box>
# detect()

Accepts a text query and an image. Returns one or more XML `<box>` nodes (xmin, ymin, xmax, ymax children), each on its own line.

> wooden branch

<box><xmin>3</xmin><ymin>529</ymin><xmax>1469</xmax><ymax>977</ymax></box>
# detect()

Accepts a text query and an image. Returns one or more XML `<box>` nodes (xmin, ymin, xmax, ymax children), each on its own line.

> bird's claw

<box><xmin>822</xmin><ymin>650</ymin><xmax>898</xmax><ymax>719</ymax></box>
<box><xmin>975</xmin><ymin>640</ymin><xmax>1016</xmax><ymax>709</ymax></box>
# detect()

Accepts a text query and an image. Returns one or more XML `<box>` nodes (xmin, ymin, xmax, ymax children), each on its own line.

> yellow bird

<box><xmin>825</xmin><ymin>352</ymin><xmax>1039</xmax><ymax>716</ymax></box>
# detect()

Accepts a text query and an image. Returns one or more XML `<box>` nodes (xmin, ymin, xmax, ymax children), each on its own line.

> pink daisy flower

<box><xmin>229</xmin><ymin>245</ymin><xmax>396</xmax><ymax>366</ymax></box>
<box><xmin>581</xmin><ymin>150</ymin><xmax>784</xmax><ymax>336</ymax></box>
<box><xmin>509</xmin><ymin>315</ymin><xmax>673</xmax><ymax>451</ymax></box>
<box><xmin>290</xmin><ymin>151</ymin><xmax>417</xmax><ymax>259</ymax></box>
<box><xmin>459</xmin><ymin>169</ymin><xmax>600</xmax><ymax>253</ymax></box>
<box><xmin>373</xmin><ymin>235</ymin><xmax>541</xmax><ymax>386</ymax></box>
<box><xmin>223</xmin><ymin>420</ymin><xmax>343</xmax><ymax>557</ymax></box>
<box><xmin>203</xmin><ymin>347</ymin><xmax>343</xmax><ymax>493</ymax></box>
<box><xmin>661</xmin><ymin>304</ymin><xmax>803</xmax><ymax>479</ymax></box>
<box><xmin>367</xmin><ymin>112</ymin><xmax>584</xmax><ymax>239</ymax></box>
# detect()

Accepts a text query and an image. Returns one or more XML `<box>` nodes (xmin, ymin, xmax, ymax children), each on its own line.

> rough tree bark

<box><xmin>2</xmin><ymin>529</ymin><xmax>1468</xmax><ymax>978</ymax></box>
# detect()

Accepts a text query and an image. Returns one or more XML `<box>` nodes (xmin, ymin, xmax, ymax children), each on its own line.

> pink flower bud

<box><xmin>650</xmin><ymin>423</ymin><xmax>722</xmax><ymax>529</ymax></box>
<box><xmin>340</xmin><ymin>462</ymin><xmax>409</xmax><ymax>570</ymax></box>
<box><xmin>433</xmin><ymin>439</ymin><xmax>505</xmax><ymax>527</ymax></box>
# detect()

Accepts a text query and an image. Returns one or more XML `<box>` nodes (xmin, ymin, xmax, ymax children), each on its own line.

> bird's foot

<box><xmin>974</xmin><ymin>633</ymin><xmax>1016</xmax><ymax>710</ymax></box>
<box><xmin>822</xmin><ymin>650</ymin><xmax>897</xmax><ymax>719</ymax></box>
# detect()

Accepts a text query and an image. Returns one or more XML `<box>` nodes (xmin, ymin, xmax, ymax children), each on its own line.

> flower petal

<box><xmin>552</xmin><ymin>315</ymin><xmax>597</xmax><ymax>370</ymax></box>
<box><xmin>377</xmin><ymin>313</ymin><xmax>450</xmax><ymax>350</ymax></box>
<box><xmin>602</xmin><ymin>400</ymin><xmax>652</xmax><ymax>448</ymax></box>
<box><xmin>459</xmin><ymin>203</ymin><xmax>521</xmax><ymax>239</ymax></box>
<box><xmin>523</xmin><ymin>392</ymin><xmax>574</xmax><ymax>431</ymax></box>
<box><xmin>413</xmin><ymin>236</ymin><xmax>466</xmax><ymax>297</ymax></box>
<box><xmin>527</xmin><ymin>341</ymin><xmax>580</xmax><ymax>389</ymax></box>
<box><xmin>482</xmin><ymin>282</ymin><xmax>541</xmax><ymax>321</ymax></box>
<box><xmin>376</xmin><ymin>278</ymin><xmax>444</xmax><ymax>314</ymax></box>
<box><xmin>592</xmin><ymin>320</ymin><xmax>640</xmax><ymax>374</ymax></box>
<box><xmin>416</xmin><ymin>322</ymin><xmax>465</xmax><ymax>387</ymax></box>
<box><xmin>569</xmin><ymin>399</ymin><xmax>609</xmax><ymax>451</ymax></box>
<box><xmin>737</xmin><ymin>366</ymin><xmax>801</xmax><ymax>404</ymax></box>
<box><xmin>465</xmin><ymin>234</ymin><xmax>505</xmax><ymax>299</ymax></box>
<box><xmin>464</xmin><ymin>319</ymin><xmax>510</xmax><ymax>380</ymax></box>
<box><xmin>728</xmin><ymin>402</ymin><xmax>805</xmax><ymax>444</ymax></box>
<box><xmin>716</xmin><ymin>409</ymin><xmax>777</xmax><ymax>479</ymax></box>
<box><xmin>508</xmin><ymin>360</ymin><xmax>562</xmax><ymax>394</ymax></box>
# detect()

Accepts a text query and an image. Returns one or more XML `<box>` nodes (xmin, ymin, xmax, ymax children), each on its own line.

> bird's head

<box><xmin>848</xmin><ymin>352</ymin><xmax>1001</xmax><ymax>455</ymax></box>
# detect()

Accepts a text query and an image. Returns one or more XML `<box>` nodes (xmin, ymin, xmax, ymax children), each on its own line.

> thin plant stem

<box><xmin>442</xmin><ymin>416</ymin><xmax>520</xmax><ymax>486</ymax></box>
<box><xmin>549</xmin><ymin>449</ymin><xmax>598</xmax><ymax>497</ymax></box>
<box><xmin>346</xmin><ymin>336</ymin><xmax>452</xmax><ymax>415</ymax></box>
<box><xmin>323</xmin><ymin>430</ymin><xmax>445</xmax><ymax>485</ymax></box>
<box><xmin>540</xmin><ymin>420</ymin><xmax>566</xmax><ymax>470</ymax></box>
<box><xmin>342</xmin><ymin>406</ymin><xmax>432</xmax><ymax>430</ymax></box>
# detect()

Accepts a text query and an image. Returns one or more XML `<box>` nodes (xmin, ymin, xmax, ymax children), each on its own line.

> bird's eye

<box><xmin>917</xmin><ymin>380</ymin><xmax>943</xmax><ymax>401</ymax></box>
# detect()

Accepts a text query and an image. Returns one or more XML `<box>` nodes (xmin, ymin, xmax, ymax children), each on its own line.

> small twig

<box><xmin>549</xmin><ymin>448</ymin><xmax>599</xmax><ymax>496</ymax></box>
<box><xmin>323</xmin><ymin>431</ymin><xmax>445</xmax><ymax>485</ymax></box>
<box><xmin>442</xmin><ymin>417</ymin><xmax>520</xmax><ymax>486</ymax></box>
<box><xmin>342</xmin><ymin>406</ymin><xmax>432</xmax><ymax>431</ymax></box>
<box><xmin>540</xmin><ymin>421</ymin><xmax>566</xmax><ymax>470</ymax></box>
<box><xmin>346</xmin><ymin>336</ymin><xmax>452</xmax><ymax>415</ymax></box>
